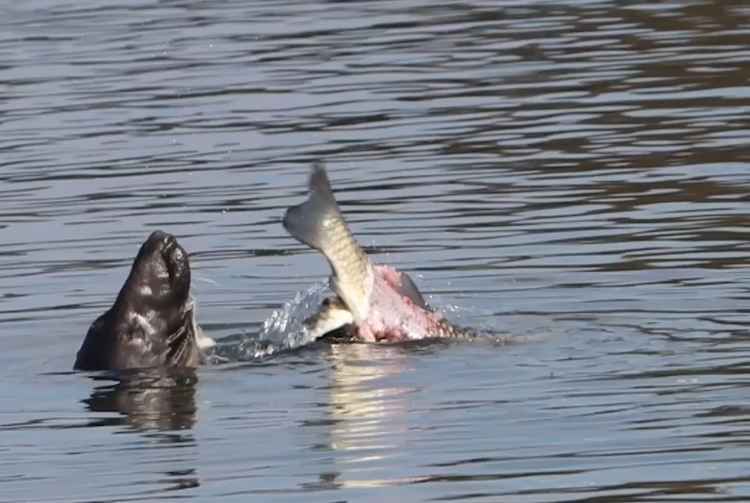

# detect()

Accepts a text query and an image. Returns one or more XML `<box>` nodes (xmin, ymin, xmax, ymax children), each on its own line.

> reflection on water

<box><xmin>300</xmin><ymin>343</ymin><xmax>420</xmax><ymax>492</ymax></box>
<box><xmin>326</xmin><ymin>345</ymin><xmax>409</xmax><ymax>479</ymax></box>
<box><xmin>83</xmin><ymin>369</ymin><xmax>199</xmax><ymax>431</ymax></box>
<box><xmin>1</xmin><ymin>0</ymin><xmax>750</xmax><ymax>501</ymax></box>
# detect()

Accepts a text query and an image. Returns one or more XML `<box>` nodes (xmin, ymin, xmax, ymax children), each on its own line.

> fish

<box><xmin>283</xmin><ymin>163</ymin><xmax>474</xmax><ymax>342</ymax></box>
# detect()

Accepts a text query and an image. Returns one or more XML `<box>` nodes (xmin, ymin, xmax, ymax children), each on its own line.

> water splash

<box><xmin>429</xmin><ymin>295</ymin><xmax>496</xmax><ymax>331</ymax></box>
<box><xmin>258</xmin><ymin>283</ymin><xmax>331</xmax><ymax>347</ymax></box>
<box><xmin>209</xmin><ymin>287</ymin><xmax>506</xmax><ymax>363</ymax></box>
<box><xmin>217</xmin><ymin>283</ymin><xmax>331</xmax><ymax>361</ymax></box>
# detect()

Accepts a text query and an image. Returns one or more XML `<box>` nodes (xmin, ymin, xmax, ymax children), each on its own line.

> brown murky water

<box><xmin>2</xmin><ymin>0</ymin><xmax>750</xmax><ymax>501</ymax></box>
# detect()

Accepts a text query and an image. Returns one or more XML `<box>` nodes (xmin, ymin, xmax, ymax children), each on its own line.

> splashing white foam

<box><xmin>259</xmin><ymin>283</ymin><xmax>330</xmax><ymax>345</ymax></box>
<box><xmin>230</xmin><ymin>283</ymin><xmax>331</xmax><ymax>360</ymax></box>
<box><xmin>214</xmin><ymin>286</ymin><xmax>505</xmax><ymax>362</ymax></box>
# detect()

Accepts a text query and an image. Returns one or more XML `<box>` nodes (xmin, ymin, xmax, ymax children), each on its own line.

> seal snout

<box><xmin>163</xmin><ymin>237</ymin><xmax>191</xmax><ymax>299</ymax></box>
<box><xmin>145</xmin><ymin>231</ymin><xmax>184</xmax><ymax>274</ymax></box>
<box><xmin>132</xmin><ymin>230</ymin><xmax>190</xmax><ymax>300</ymax></box>
<box><xmin>161</xmin><ymin>235</ymin><xmax>184</xmax><ymax>271</ymax></box>
<box><xmin>161</xmin><ymin>233</ymin><xmax>177</xmax><ymax>253</ymax></box>
<box><xmin>145</xmin><ymin>230</ymin><xmax>177</xmax><ymax>256</ymax></box>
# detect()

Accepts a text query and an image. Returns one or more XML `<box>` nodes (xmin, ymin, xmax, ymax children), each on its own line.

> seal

<box><xmin>74</xmin><ymin>231</ymin><xmax>213</xmax><ymax>370</ymax></box>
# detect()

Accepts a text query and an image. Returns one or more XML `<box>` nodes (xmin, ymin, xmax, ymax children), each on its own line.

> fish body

<box><xmin>283</xmin><ymin>164</ymin><xmax>472</xmax><ymax>342</ymax></box>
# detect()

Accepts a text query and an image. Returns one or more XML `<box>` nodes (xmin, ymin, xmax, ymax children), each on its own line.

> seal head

<box><xmin>74</xmin><ymin>231</ymin><xmax>204</xmax><ymax>370</ymax></box>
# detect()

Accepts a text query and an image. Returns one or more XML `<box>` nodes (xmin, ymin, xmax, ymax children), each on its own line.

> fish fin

<box><xmin>283</xmin><ymin>162</ymin><xmax>339</xmax><ymax>251</ymax></box>
<box><xmin>397</xmin><ymin>272</ymin><xmax>428</xmax><ymax>309</ymax></box>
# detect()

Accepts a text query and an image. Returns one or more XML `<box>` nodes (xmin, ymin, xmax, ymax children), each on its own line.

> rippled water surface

<box><xmin>2</xmin><ymin>0</ymin><xmax>750</xmax><ymax>501</ymax></box>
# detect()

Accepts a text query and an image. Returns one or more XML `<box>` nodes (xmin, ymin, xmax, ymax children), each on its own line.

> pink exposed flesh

<box><xmin>355</xmin><ymin>265</ymin><xmax>444</xmax><ymax>342</ymax></box>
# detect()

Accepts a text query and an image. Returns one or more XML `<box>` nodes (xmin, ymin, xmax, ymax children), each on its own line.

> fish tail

<box><xmin>283</xmin><ymin>162</ymin><xmax>373</xmax><ymax>321</ymax></box>
<box><xmin>283</xmin><ymin>162</ymin><xmax>340</xmax><ymax>251</ymax></box>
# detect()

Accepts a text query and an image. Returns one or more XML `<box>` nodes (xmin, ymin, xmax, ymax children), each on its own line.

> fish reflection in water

<box><xmin>83</xmin><ymin>368</ymin><xmax>199</xmax><ymax>432</ymax></box>
<box><xmin>315</xmin><ymin>343</ymin><xmax>420</xmax><ymax>490</ymax></box>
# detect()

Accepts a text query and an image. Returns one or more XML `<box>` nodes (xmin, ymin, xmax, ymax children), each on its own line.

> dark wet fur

<box><xmin>74</xmin><ymin>231</ymin><xmax>202</xmax><ymax>370</ymax></box>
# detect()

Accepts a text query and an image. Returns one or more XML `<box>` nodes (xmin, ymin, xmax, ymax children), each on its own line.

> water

<box><xmin>2</xmin><ymin>0</ymin><xmax>750</xmax><ymax>500</ymax></box>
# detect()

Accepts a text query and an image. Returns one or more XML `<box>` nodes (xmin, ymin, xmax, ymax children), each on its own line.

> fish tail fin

<box><xmin>283</xmin><ymin>162</ymin><xmax>340</xmax><ymax>250</ymax></box>
<box><xmin>283</xmin><ymin>162</ymin><xmax>374</xmax><ymax>321</ymax></box>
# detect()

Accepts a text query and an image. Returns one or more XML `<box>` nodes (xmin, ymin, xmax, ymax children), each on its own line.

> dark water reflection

<box><xmin>83</xmin><ymin>369</ymin><xmax>199</xmax><ymax>431</ymax></box>
<box><xmin>2</xmin><ymin>0</ymin><xmax>750</xmax><ymax>501</ymax></box>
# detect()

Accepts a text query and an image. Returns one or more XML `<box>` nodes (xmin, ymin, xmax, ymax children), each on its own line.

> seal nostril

<box><xmin>163</xmin><ymin>234</ymin><xmax>176</xmax><ymax>248</ymax></box>
<box><xmin>161</xmin><ymin>235</ymin><xmax>178</xmax><ymax>260</ymax></box>
<box><xmin>165</xmin><ymin>242</ymin><xmax>189</xmax><ymax>288</ymax></box>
